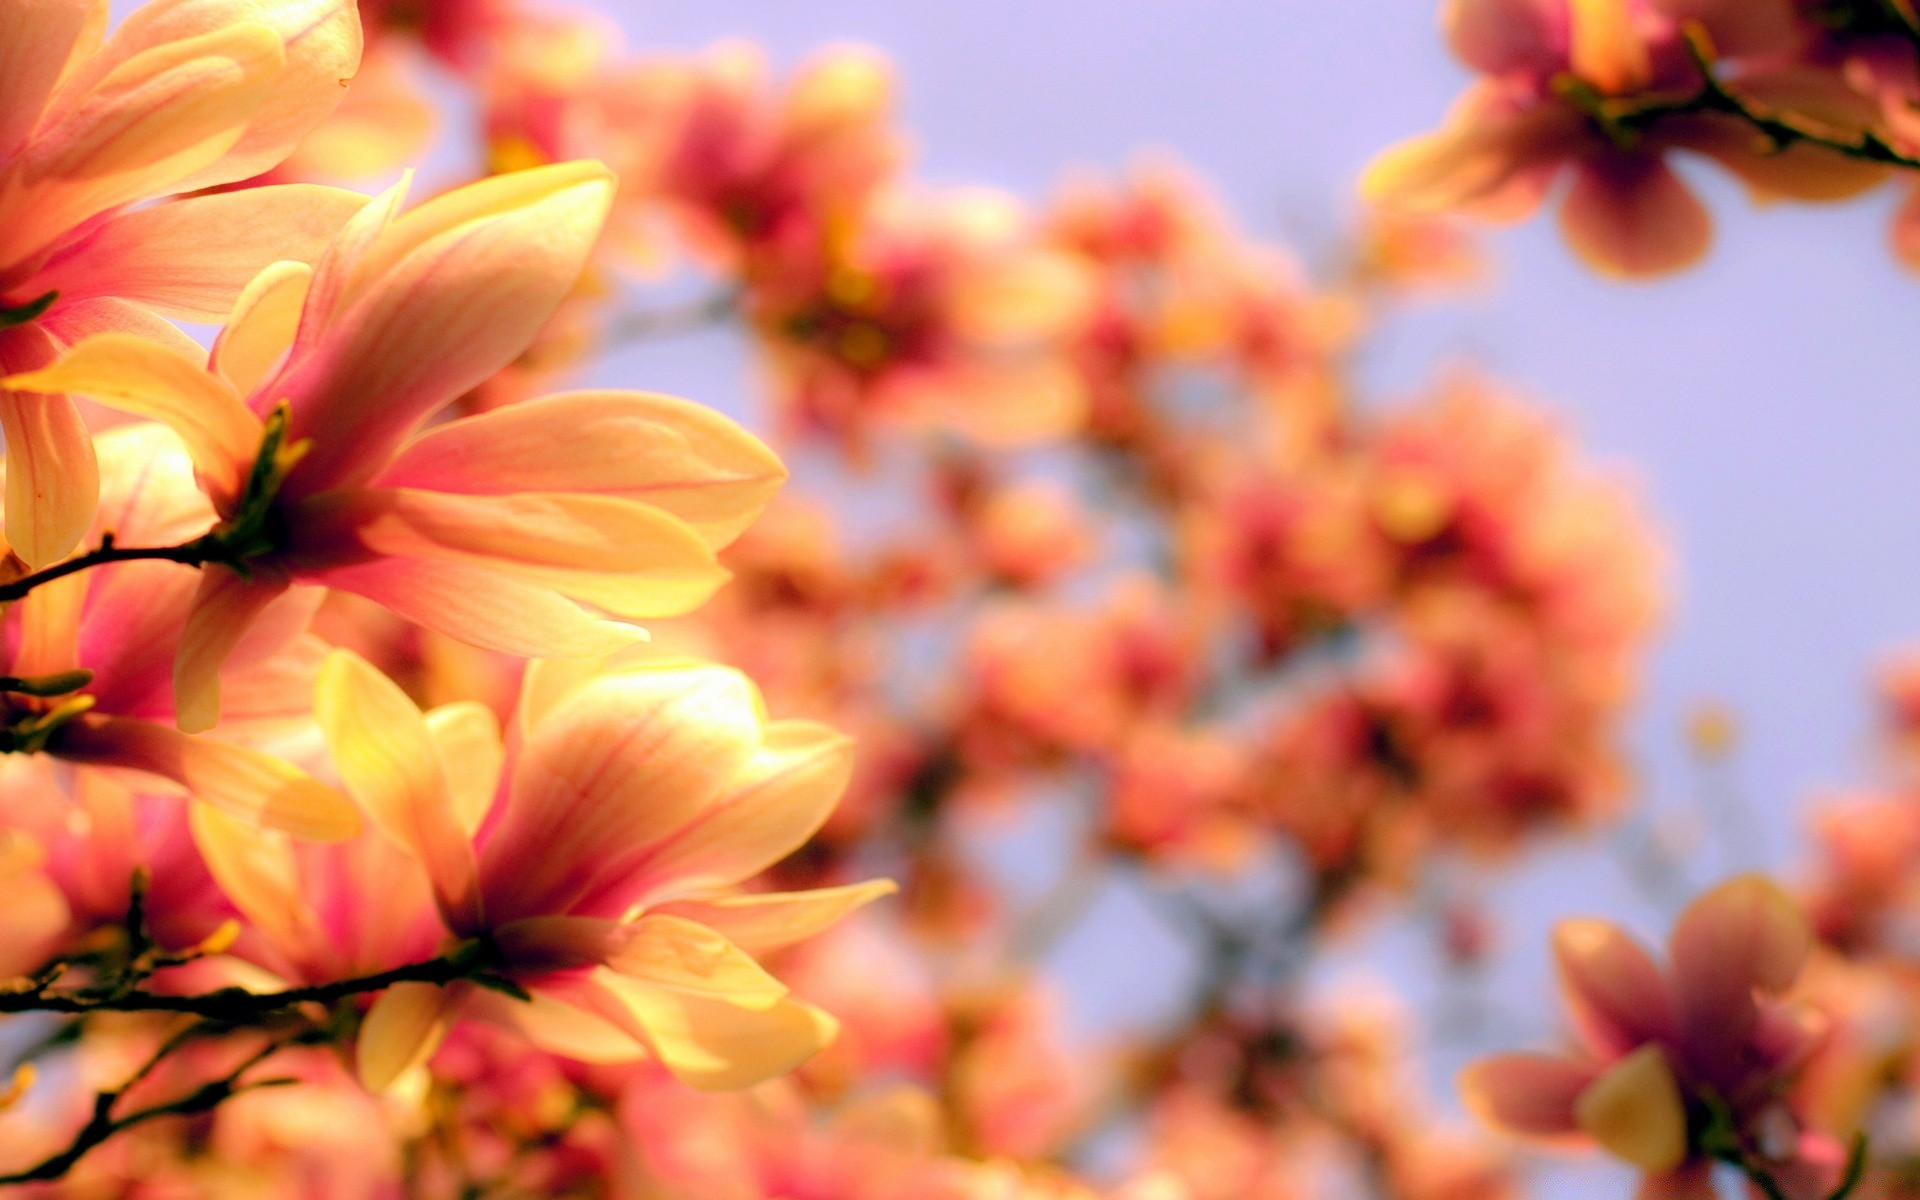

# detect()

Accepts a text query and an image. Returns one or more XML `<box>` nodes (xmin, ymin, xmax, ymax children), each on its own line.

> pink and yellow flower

<box><xmin>0</xmin><ymin>0</ymin><xmax>369</xmax><ymax>565</ymax></box>
<box><xmin>1461</xmin><ymin>876</ymin><xmax>1842</xmax><ymax>1197</ymax></box>
<box><xmin>9</xmin><ymin>160</ymin><xmax>787</xmax><ymax>731</ymax></box>
<box><xmin>306</xmin><ymin>649</ymin><xmax>891</xmax><ymax>1092</ymax></box>
<box><xmin>0</xmin><ymin>423</ymin><xmax>354</xmax><ymax>839</ymax></box>
<box><xmin>1364</xmin><ymin>0</ymin><xmax>1886</xmax><ymax>277</ymax></box>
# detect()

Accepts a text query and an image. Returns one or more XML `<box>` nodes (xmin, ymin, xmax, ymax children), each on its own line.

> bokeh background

<box><xmin>457</xmin><ymin>0</ymin><xmax>1920</xmax><ymax>1187</ymax></box>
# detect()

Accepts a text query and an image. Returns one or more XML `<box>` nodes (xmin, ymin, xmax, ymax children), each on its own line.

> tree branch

<box><xmin>1554</xmin><ymin>22</ymin><xmax>1920</xmax><ymax>172</ymax></box>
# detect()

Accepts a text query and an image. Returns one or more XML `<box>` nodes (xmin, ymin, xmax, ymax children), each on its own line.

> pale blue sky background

<box><xmin>600</xmin><ymin>0</ymin><xmax>1920</xmax><ymax>861</ymax></box>
<box><xmin>582</xmin><ymin>2</ymin><xmax>1920</xmax><ymax>1190</ymax></box>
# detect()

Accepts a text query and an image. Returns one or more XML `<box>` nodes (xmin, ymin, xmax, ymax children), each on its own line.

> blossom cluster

<box><xmin>1369</xmin><ymin>0</ymin><xmax>1920</xmax><ymax>277</ymax></box>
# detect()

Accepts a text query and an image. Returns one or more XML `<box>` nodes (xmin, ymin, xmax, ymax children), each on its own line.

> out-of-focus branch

<box><xmin>601</xmin><ymin>287</ymin><xmax>740</xmax><ymax>348</ymax></box>
<box><xmin>1555</xmin><ymin>22</ymin><xmax>1920</xmax><ymax>171</ymax></box>
<box><xmin>0</xmin><ymin>1022</ymin><xmax>317</xmax><ymax>1185</ymax></box>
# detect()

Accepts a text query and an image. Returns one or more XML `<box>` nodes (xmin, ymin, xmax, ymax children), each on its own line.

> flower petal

<box><xmin>309</xmin><ymin>555</ymin><xmax>647</xmax><ymax>659</ymax></box>
<box><xmin>34</xmin><ymin>184</ymin><xmax>368</xmax><ymax>322</ymax></box>
<box><xmin>0</xmin><ymin>323</ymin><xmax>97</xmax><ymax>568</ymax></box>
<box><xmin>357</xmin><ymin>980</ymin><xmax>450</xmax><ymax>1092</ymax></box>
<box><xmin>275</xmin><ymin>163</ymin><xmax>614</xmax><ymax>495</ymax></box>
<box><xmin>379</xmin><ymin>390</ymin><xmax>786</xmax><ymax>549</ymax></box>
<box><xmin>1559</xmin><ymin>155</ymin><xmax>1712</xmax><ymax>280</ymax></box>
<box><xmin>4</xmin><ymin>332</ymin><xmax>261</xmax><ymax>510</ymax></box>
<box><xmin>1568</xmin><ymin>0</ymin><xmax>1650</xmax><ymax>94</ymax></box>
<box><xmin>1459</xmin><ymin>1052</ymin><xmax>1599</xmax><ymax>1139</ymax></box>
<box><xmin>606</xmin><ymin>721</ymin><xmax>854</xmax><ymax>905</ymax></box>
<box><xmin>1444</xmin><ymin>0</ymin><xmax>1563</xmax><ymax>76</ymax></box>
<box><xmin>478</xmin><ymin>663</ymin><xmax>763</xmax><ymax>923</ymax></box>
<box><xmin>0</xmin><ymin>21</ymin><xmax>287</xmax><ymax>268</ymax></box>
<box><xmin>188</xmin><ymin>799</ymin><xmax>321</xmax><ymax>961</ymax></box>
<box><xmin>67</xmin><ymin>0</ymin><xmax>363</xmax><ymax>194</ymax></box>
<box><xmin>585</xmin><ymin>972</ymin><xmax>839</xmax><ymax>1090</ymax></box>
<box><xmin>1669</xmin><ymin>874</ymin><xmax>1811</xmax><ymax>1073</ymax></box>
<box><xmin>173</xmin><ymin>563</ymin><xmax>289</xmax><ymax>732</ymax></box>
<box><xmin>1574</xmin><ymin>1044</ymin><xmax>1688</xmax><ymax>1172</ymax></box>
<box><xmin>314</xmin><ymin>648</ymin><xmax>480</xmax><ymax>930</ymax></box>
<box><xmin>651</xmin><ymin>881</ymin><xmax>897</xmax><ymax>956</ymax></box>
<box><xmin>54</xmin><ymin>713</ymin><xmax>358</xmax><ymax>840</ymax></box>
<box><xmin>603</xmin><ymin>915</ymin><xmax>788</xmax><ymax>1009</ymax></box>
<box><xmin>312</xmin><ymin>488</ymin><xmax>729</xmax><ymax>620</ymax></box>
<box><xmin>423</xmin><ymin>701</ymin><xmax>502</xmax><ymax>838</ymax></box>
<box><xmin>210</xmin><ymin>259</ymin><xmax>310</xmax><ymax>397</ymax></box>
<box><xmin>0</xmin><ymin>0</ymin><xmax>106</xmax><ymax>156</ymax></box>
<box><xmin>1551</xmin><ymin>917</ymin><xmax>1676</xmax><ymax>1058</ymax></box>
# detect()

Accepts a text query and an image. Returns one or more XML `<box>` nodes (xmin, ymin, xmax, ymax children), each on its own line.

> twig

<box><xmin>0</xmin><ymin>942</ymin><xmax>499</xmax><ymax>1022</ymax></box>
<box><xmin>600</xmin><ymin>288</ymin><xmax>739</xmax><ymax>348</ymax></box>
<box><xmin>0</xmin><ymin>1026</ymin><xmax>313</xmax><ymax>1185</ymax></box>
<box><xmin>0</xmin><ymin>533</ymin><xmax>219</xmax><ymax>605</ymax></box>
<box><xmin>1554</xmin><ymin>22</ymin><xmax>1920</xmax><ymax>172</ymax></box>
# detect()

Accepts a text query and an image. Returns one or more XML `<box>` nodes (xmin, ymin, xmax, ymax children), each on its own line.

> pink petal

<box><xmin>1459</xmin><ymin>1052</ymin><xmax>1599</xmax><ymax>1139</ymax></box>
<box><xmin>1444</xmin><ymin>0</ymin><xmax>1565</xmax><ymax>76</ymax></box>
<box><xmin>378</xmin><ymin>390</ymin><xmax>786</xmax><ymax>550</ymax></box>
<box><xmin>1669</xmin><ymin>875</ymin><xmax>1812</xmax><ymax>1080</ymax></box>
<box><xmin>0</xmin><ymin>323</ymin><xmax>97</xmax><ymax>567</ymax></box>
<box><xmin>1552</xmin><ymin>917</ymin><xmax>1677</xmax><ymax>1057</ymax></box>
<box><xmin>476</xmin><ymin>664</ymin><xmax>763</xmax><ymax>923</ymax></box>
<box><xmin>304</xmin><ymin>555</ymin><xmax>645</xmax><ymax>659</ymax></box>
<box><xmin>1558</xmin><ymin>154</ymin><xmax>1712</xmax><ymax>280</ymax></box>
<box><xmin>0</xmin><ymin>0</ymin><xmax>106</xmax><ymax>156</ymax></box>
<box><xmin>34</xmin><ymin>184</ymin><xmax>369</xmax><ymax>322</ymax></box>
<box><xmin>59</xmin><ymin>0</ymin><xmax>363</xmax><ymax>194</ymax></box>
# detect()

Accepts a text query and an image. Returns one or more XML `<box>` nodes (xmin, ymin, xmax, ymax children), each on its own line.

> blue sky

<box><xmin>586</xmin><ymin>2</ymin><xmax>1920</xmax><ymax>1188</ymax></box>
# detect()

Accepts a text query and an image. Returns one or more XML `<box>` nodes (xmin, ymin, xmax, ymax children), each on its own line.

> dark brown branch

<box><xmin>0</xmin><ymin>942</ymin><xmax>497</xmax><ymax>1022</ymax></box>
<box><xmin>0</xmin><ymin>1026</ymin><xmax>312</xmax><ymax>1185</ymax></box>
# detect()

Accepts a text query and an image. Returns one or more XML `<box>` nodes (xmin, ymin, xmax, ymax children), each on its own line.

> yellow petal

<box><xmin>1569</xmin><ymin>0</ymin><xmax>1651</xmax><ymax>95</ymax></box>
<box><xmin>629</xmin><ymin>721</ymin><xmax>855</xmax><ymax>894</ymax></box>
<box><xmin>73</xmin><ymin>0</ymin><xmax>363</xmax><ymax>195</ymax></box>
<box><xmin>3</xmin><ymin>22</ymin><xmax>287</xmax><ymax>264</ymax></box>
<box><xmin>4</xmin><ymin>332</ymin><xmax>261</xmax><ymax>509</ymax></box>
<box><xmin>173</xmin><ymin>565</ymin><xmax>289</xmax><ymax>733</ymax></box>
<box><xmin>0</xmin><ymin>0</ymin><xmax>104</xmax><ymax>155</ymax></box>
<box><xmin>336</xmin><ymin>160</ymin><xmax>615</xmax><ymax>316</ymax></box>
<box><xmin>1574</xmin><ymin>1044</ymin><xmax>1688</xmax><ymax>1172</ymax></box>
<box><xmin>210</xmin><ymin>259</ymin><xmax>310</xmax><ymax>397</ymax></box>
<box><xmin>348</xmin><ymin>488</ymin><xmax>729</xmax><ymax>620</ymax></box>
<box><xmin>604</xmin><ymin>915</ymin><xmax>788</xmax><ymax>1009</ymax></box>
<box><xmin>57</xmin><ymin>714</ymin><xmax>358</xmax><ymax>840</ymax></box>
<box><xmin>188</xmin><ymin>800</ymin><xmax>322</xmax><ymax>957</ymax></box>
<box><xmin>357</xmin><ymin>980</ymin><xmax>450</xmax><ymax>1092</ymax></box>
<box><xmin>597</xmin><ymin>974</ymin><xmax>840</xmax><ymax>1090</ymax></box>
<box><xmin>314</xmin><ymin>649</ymin><xmax>479</xmax><ymax>928</ymax></box>
<box><xmin>381</xmin><ymin>390</ymin><xmax>787</xmax><ymax>550</ymax></box>
<box><xmin>423</xmin><ymin>701</ymin><xmax>502</xmax><ymax>837</ymax></box>
<box><xmin>0</xmin><ymin>325</ymin><xmax>99</xmax><ymax>568</ymax></box>
<box><xmin>653</xmin><ymin>880</ymin><xmax>897</xmax><ymax>956</ymax></box>
<box><xmin>479</xmin><ymin>663</ymin><xmax>762</xmax><ymax>923</ymax></box>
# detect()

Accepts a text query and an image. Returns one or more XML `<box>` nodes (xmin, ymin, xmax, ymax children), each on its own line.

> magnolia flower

<box><xmin>305</xmin><ymin>650</ymin><xmax>891</xmax><ymax>1092</ymax></box>
<box><xmin>746</xmin><ymin>187</ymin><xmax>1092</xmax><ymax>451</ymax></box>
<box><xmin>1461</xmin><ymin>876</ymin><xmax>1842</xmax><ymax>1198</ymax></box>
<box><xmin>640</xmin><ymin>41</ymin><xmax>903</xmax><ymax>266</ymax></box>
<box><xmin>1363</xmin><ymin>0</ymin><xmax>1886</xmax><ymax>277</ymax></box>
<box><xmin>0</xmin><ymin>424</ymin><xmax>353</xmax><ymax>839</ymax></box>
<box><xmin>0</xmin><ymin>0</ymin><xmax>368</xmax><ymax>564</ymax></box>
<box><xmin>9</xmin><ymin>161</ymin><xmax>786</xmax><ymax>731</ymax></box>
